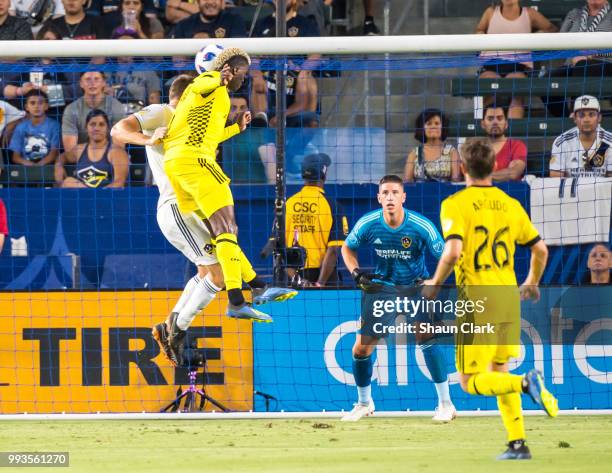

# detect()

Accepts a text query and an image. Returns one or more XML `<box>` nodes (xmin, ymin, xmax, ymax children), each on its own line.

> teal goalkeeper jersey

<box><xmin>345</xmin><ymin>209</ymin><xmax>444</xmax><ymax>285</ymax></box>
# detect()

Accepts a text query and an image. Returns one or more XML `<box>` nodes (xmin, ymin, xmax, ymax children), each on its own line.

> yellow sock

<box><xmin>498</xmin><ymin>393</ymin><xmax>525</xmax><ymax>441</ymax></box>
<box><xmin>467</xmin><ymin>372</ymin><xmax>523</xmax><ymax>396</ymax></box>
<box><xmin>240</xmin><ymin>250</ymin><xmax>257</xmax><ymax>283</ymax></box>
<box><xmin>214</xmin><ymin>233</ymin><xmax>242</xmax><ymax>291</ymax></box>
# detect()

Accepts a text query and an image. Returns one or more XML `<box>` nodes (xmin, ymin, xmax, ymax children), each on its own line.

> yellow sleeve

<box><xmin>191</xmin><ymin>71</ymin><xmax>222</xmax><ymax>95</ymax></box>
<box><xmin>514</xmin><ymin>202</ymin><xmax>541</xmax><ymax>246</ymax></box>
<box><xmin>440</xmin><ymin>197</ymin><xmax>465</xmax><ymax>241</ymax></box>
<box><xmin>221</xmin><ymin>123</ymin><xmax>240</xmax><ymax>142</ymax></box>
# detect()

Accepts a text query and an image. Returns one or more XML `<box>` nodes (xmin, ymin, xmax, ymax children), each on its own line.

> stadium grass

<box><xmin>1</xmin><ymin>416</ymin><xmax>610</xmax><ymax>473</ymax></box>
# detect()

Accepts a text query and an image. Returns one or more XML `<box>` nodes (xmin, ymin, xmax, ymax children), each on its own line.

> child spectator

<box><xmin>9</xmin><ymin>90</ymin><xmax>60</xmax><ymax>167</ymax></box>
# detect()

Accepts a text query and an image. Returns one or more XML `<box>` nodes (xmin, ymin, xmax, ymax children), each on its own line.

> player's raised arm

<box><xmin>111</xmin><ymin>115</ymin><xmax>164</xmax><ymax>147</ymax></box>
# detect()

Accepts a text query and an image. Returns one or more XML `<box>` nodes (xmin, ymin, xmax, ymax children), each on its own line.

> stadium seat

<box><xmin>447</xmin><ymin>114</ymin><xmax>612</xmax><ymax>137</ymax></box>
<box><xmin>1</xmin><ymin>165</ymin><xmax>56</xmax><ymax>187</ymax></box>
<box><xmin>451</xmin><ymin>77</ymin><xmax>612</xmax><ymax>97</ymax></box>
<box><xmin>525</xmin><ymin>0</ymin><xmax>583</xmax><ymax>23</ymax></box>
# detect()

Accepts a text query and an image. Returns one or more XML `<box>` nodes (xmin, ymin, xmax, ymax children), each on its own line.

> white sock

<box><xmin>176</xmin><ymin>275</ymin><xmax>221</xmax><ymax>330</ymax></box>
<box><xmin>357</xmin><ymin>385</ymin><xmax>371</xmax><ymax>405</ymax></box>
<box><xmin>172</xmin><ymin>275</ymin><xmax>200</xmax><ymax>314</ymax></box>
<box><xmin>434</xmin><ymin>380</ymin><xmax>451</xmax><ymax>405</ymax></box>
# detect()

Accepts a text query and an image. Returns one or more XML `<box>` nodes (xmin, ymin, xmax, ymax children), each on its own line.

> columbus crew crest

<box><xmin>401</xmin><ymin>236</ymin><xmax>412</xmax><ymax>248</ymax></box>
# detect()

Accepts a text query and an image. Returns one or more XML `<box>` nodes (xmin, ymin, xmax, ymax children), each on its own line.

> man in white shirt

<box><xmin>549</xmin><ymin>95</ymin><xmax>612</xmax><ymax>177</ymax></box>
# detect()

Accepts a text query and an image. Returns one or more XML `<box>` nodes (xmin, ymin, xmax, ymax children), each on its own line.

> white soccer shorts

<box><xmin>156</xmin><ymin>200</ymin><xmax>218</xmax><ymax>267</ymax></box>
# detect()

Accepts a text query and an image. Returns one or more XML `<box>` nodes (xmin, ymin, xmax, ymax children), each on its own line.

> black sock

<box><xmin>364</xmin><ymin>16</ymin><xmax>374</xmax><ymax>23</ymax></box>
<box><xmin>228</xmin><ymin>288</ymin><xmax>245</xmax><ymax>306</ymax></box>
<box><xmin>247</xmin><ymin>276</ymin><xmax>266</xmax><ymax>289</ymax></box>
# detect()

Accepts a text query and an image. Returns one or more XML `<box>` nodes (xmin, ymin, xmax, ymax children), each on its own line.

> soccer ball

<box><xmin>194</xmin><ymin>44</ymin><xmax>224</xmax><ymax>74</ymax></box>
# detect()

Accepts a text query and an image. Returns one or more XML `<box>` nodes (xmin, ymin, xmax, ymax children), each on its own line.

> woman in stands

<box><xmin>103</xmin><ymin>0</ymin><xmax>164</xmax><ymax>39</ymax></box>
<box><xmin>584</xmin><ymin>243</ymin><xmax>611</xmax><ymax>285</ymax></box>
<box><xmin>404</xmin><ymin>108</ymin><xmax>461</xmax><ymax>183</ymax></box>
<box><xmin>55</xmin><ymin>109</ymin><xmax>129</xmax><ymax>188</ymax></box>
<box><xmin>476</xmin><ymin>0</ymin><xmax>557</xmax><ymax>118</ymax></box>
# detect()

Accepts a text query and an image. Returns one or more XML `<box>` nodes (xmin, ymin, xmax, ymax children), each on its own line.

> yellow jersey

<box><xmin>440</xmin><ymin>185</ymin><xmax>540</xmax><ymax>286</ymax></box>
<box><xmin>285</xmin><ymin>185</ymin><xmax>349</xmax><ymax>269</ymax></box>
<box><xmin>163</xmin><ymin>71</ymin><xmax>240</xmax><ymax>162</ymax></box>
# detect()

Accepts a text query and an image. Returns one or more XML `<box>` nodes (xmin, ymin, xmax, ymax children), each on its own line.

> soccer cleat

<box><xmin>340</xmin><ymin>400</ymin><xmax>375</xmax><ymax>422</ymax></box>
<box><xmin>168</xmin><ymin>328</ymin><xmax>187</xmax><ymax>368</ymax></box>
<box><xmin>524</xmin><ymin>369</ymin><xmax>559</xmax><ymax>417</ymax></box>
<box><xmin>152</xmin><ymin>312</ymin><xmax>179</xmax><ymax>365</ymax></box>
<box><xmin>252</xmin><ymin>287</ymin><xmax>298</xmax><ymax>306</ymax></box>
<box><xmin>432</xmin><ymin>402</ymin><xmax>457</xmax><ymax>423</ymax></box>
<box><xmin>497</xmin><ymin>440</ymin><xmax>532</xmax><ymax>460</ymax></box>
<box><xmin>227</xmin><ymin>303</ymin><xmax>273</xmax><ymax>323</ymax></box>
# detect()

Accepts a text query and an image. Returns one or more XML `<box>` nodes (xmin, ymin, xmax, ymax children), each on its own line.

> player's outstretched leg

<box><xmin>418</xmin><ymin>336</ymin><xmax>455</xmax><ymax>422</ymax></box>
<box><xmin>524</xmin><ymin>369</ymin><xmax>559</xmax><ymax>417</ymax></box>
<box><xmin>238</xmin><ymin>249</ymin><xmax>298</xmax><ymax>305</ymax></box>
<box><xmin>342</xmin><ymin>337</ymin><xmax>376</xmax><ymax>421</ymax></box>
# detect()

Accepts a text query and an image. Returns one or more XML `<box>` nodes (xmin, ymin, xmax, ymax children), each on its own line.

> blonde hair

<box><xmin>210</xmin><ymin>47</ymin><xmax>251</xmax><ymax>72</ymax></box>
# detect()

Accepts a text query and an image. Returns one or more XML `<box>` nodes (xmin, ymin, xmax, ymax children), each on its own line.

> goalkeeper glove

<box><xmin>351</xmin><ymin>269</ymin><xmax>385</xmax><ymax>291</ymax></box>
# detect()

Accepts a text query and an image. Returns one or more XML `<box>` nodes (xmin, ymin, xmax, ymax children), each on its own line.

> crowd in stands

<box><xmin>0</xmin><ymin>0</ymin><xmax>610</xmax><ymax>188</ymax></box>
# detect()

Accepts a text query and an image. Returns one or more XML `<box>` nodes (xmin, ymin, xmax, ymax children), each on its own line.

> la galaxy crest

<box><xmin>401</xmin><ymin>236</ymin><xmax>412</xmax><ymax>248</ymax></box>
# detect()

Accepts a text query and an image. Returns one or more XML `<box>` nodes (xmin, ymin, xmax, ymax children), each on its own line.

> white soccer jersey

<box><xmin>134</xmin><ymin>104</ymin><xmax>176</xmax><ymax>209</ymax></box>
<box><xmin>550</xmin><ymin>126</ymin><xmax>612</xmax><ymax>177</ymax></box>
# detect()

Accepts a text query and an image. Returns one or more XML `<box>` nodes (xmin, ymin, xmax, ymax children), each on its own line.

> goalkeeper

<box><xmin>163</xmin><ymin>47</ymin><xmax>295</xmax><ymax>326</ymax></box>
<box><xmin>340</xmin><ymin>174</ymin><xmax>455</xmax><ymax>422</ymax></box>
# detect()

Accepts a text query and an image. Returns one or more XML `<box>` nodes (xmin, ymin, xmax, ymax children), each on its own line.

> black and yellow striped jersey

<box><xmin>163</xmin><ymin>71</ymin><xmax>240</xmax><ymax>162</ymax></box>
<box><xmin>285</xmin><ymin>185</ymin><xmax>349</xmax><ymax>269</ymax></box>
<box><xmin>440</xmin><ymin>185</ymin><xmax>540</xmax><ymax>286</ymax></box>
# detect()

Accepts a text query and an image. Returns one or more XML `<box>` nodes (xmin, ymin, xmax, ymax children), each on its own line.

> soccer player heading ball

<box><xmin>422</xmin><ymin>137</ymin><xmax>559</xmax><ymax>460</ymax></box>
<box><xmin>162</xmin><ymin>47</ymin><xmax>297</xmax><ymax>352</ymax></box>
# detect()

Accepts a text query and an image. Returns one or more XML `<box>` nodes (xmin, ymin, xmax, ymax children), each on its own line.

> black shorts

<box><xmin>479</xmin><ymin>60</ymin><xmax>531</xmax><ymax>76</ymax></box>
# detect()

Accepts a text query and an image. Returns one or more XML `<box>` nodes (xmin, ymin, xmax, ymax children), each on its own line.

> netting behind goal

<box><xmin>0</xmin><ymin>45</ymin><xmax>610</xmax><ymax>414</ymax></box>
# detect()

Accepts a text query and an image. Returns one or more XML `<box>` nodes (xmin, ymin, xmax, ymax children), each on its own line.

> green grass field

<box><xmin>1</xmin><ymin>416</ymin><xmax>610</xmax><ymax>473</ymax></box>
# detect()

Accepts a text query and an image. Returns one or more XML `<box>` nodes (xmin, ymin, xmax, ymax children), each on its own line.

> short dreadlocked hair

<box><xmin>210</xmin><ymin>47</ymin><xmax>251</xmax><ymax>72</ymax></box>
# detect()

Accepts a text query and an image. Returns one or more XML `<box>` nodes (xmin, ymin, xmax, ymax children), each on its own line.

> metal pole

<box><xmin>384</xmin><ymin>0</ymin><xmax>390</xmax><ymax>131</ymax></box>
<box><xmin>424</xmin><ymin>0</ymin><xmax>430</xmax><ymax>35</ymax></box>
<box><xmin>273</xmin><ymin>0</ymin><xmax>287</xmax><ymax>285</ymax></box>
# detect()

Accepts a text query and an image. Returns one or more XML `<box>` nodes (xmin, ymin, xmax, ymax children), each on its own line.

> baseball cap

<box><xmin>574</xmin><ymin>95</ymin><xmax>600</xmax><ymax>113</ymax></box>
<box><xmin>301</xmin><ymin>153</ymin><xmax>331</xmax><ymax>180</ymax></box>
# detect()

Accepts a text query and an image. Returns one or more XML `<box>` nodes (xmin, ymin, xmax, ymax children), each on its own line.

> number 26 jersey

<box><xmin>440</xmin><ymin>185</ymin><xmax>541</xmax><ymax>286</ymax></box>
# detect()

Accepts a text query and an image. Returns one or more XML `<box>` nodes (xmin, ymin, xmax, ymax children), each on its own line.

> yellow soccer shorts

<box><xmin>164</xmin><ymin>156</ymin><xmax>234</xmax><ymax>218</ymax></box>
<box><xmin>456</xmin><ymin>343</ymin><xmax>520</xmax><ymax>374</ymax></box>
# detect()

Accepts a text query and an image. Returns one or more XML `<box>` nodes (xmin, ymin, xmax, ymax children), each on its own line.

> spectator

<box><xmin>87</xmin><ymin>0</ymin><xmax>157</xmax><ymax>17</ymax></box>
<box><xmin>251</xmin><ymin>0</ymin><xmax>319</xmax><ymax>128</ymax></box>
<box><xmin>166</xmin><ymin>0</ymin><xmax>198</xmax><ymax>25</ymax></box>
<box><xmin>285</xmin><ymin>153</ymin><xmax>348</xmax><ymax>287</ymax></box>
<box><xmin>479</xmin><ymin>103</ymin><xmax>527</xmax><ymax>181</ymax></box>
<box><xmin>62</xmin><ymin>71</ymin><xmax>125</xmax><ymax>151</ymax></box>
<box><xmin>404</xmin><ymin>108</ymin><xmax>461</xmax><ymax>183</ymax></box>
<box><xmin>549</xmin><ymin>95</ymin><xmax>612</xmax><ymax>177</ymax></box>
<box><xmin>45</xmin><ymin>0</ymin><xmax>108</xmax><ymax>39</ymax></box>
<box><xmin>0</xmin><ymin>0</ymin><xmax>33</xmax><ymax>40</ymax></box>
<box><xmin>222</xmin><ymin>95</ymin><xmax>274</xmax><ymax>183</ymax></box>
<box><xmin>55</xmin><ymin>109</ymin><xmax>128</xmax><ymax>188</ymax></box>
<box><xmin>585</xmin><ymin>243</ymin><xmax>611</xmax><ymax>285</ymax></box>
<box><xmin>9</xmin><ymin>90</ymin><xmax>60</xmax><ymax>167</ymax></box>
<box><xmin>103</xmin><ymin>0</ymin><xmax>164</xmax><ymax>39</ymax></box>
<box><xmin>299</xmin><ymin>0</ymin><xmax>331</xmax><ymax>35</ymax></box>
<box><xmin>171</xmin><ymin>0</ymin><xmax>246</xmax><ymax>37</ymax></box>
<box><xmin>10</xmin><ymin>0</ymin><xmax>65</xmax><ymax>35</ymax></box>
<box><xmin>544</xmin><ymin>1</ymin><xmax>612</xmax><ymax>116</ymax></box>
<box><xmin>476</xmin><ymin>0</ymin><xmax>557</xmax><ymax>119</ymax></box>
<box><xmin>107</xmin><ymin>29</ymin><xmax>161</xmax><ymax>110</ymax></box>
<box><xmin>3</xmin><ymin>23</ymin><xmax>79</xmax><ymax>117</ymax></box>
<box><xmin>0</xmin><ymin>198</ymin><xmax>7</xmax><ymax>254</ymax></box>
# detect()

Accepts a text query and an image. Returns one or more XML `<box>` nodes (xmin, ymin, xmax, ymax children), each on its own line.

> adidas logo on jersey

<box><xmin>373</xmin><ymin>238</ymin><xmax>383</xmax><ymax>244</ymax></box>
